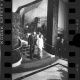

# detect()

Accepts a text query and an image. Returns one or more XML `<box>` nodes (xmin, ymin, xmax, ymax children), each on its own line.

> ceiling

<box><xmin>13</xmin><ymin>0</ymin><xmax>68</xmax><ymax>12</ymax></box>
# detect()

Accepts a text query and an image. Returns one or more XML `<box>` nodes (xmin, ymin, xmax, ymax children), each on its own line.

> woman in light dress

<box><xmin>36</xmin><ymin>34</ymin><xmax>44</xmax><ymax>59</ymax></box>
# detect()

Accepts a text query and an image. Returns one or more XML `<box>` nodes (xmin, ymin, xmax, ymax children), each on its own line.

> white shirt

<box><xmin>37</xmin><ymin>34</ymin><xmax>39</xmax><ymax>39</ymax></box>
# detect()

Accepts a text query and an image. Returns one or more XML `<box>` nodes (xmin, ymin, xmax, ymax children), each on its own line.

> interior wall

<box><xmin>23</xmin><ymin>0</ymin><xmax>47</xmax><ymax>23</ymax></box>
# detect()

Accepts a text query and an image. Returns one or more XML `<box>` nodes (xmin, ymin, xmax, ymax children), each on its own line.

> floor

<box><xmin>12</xmin><ymin>59</ymin><xmax>68</xmax><ymax>80</ymax></box>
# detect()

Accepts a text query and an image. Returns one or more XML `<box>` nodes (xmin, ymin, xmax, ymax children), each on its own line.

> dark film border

<box><xmin>1</xmin><ymin>0</ymin><xmax>80</xmax><ymax>80</ymax></box>
<box><xmin>1</xmin><ymin>0</ymin><xmax>12</xmax><ymax>80</ymax></box>
<box><xmin>69</xmin><ymin>0</ymin><xmax>80</xmax><ymax>80</ymax></box>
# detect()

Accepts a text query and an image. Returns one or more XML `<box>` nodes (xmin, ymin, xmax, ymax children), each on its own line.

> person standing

<box><xmin>56</xmin><ymin>36</ymin><xmax>61</xmax><ymax>57</ymax></box>
<box><xmin>37</xmin><ymin>34</ymin><xmax>44</xmax><ymax>59</ymax></box>
<box><xmin>28</xmin><ymin>33</ymin><xmax>35</xmax><ymax>59</ymax></box>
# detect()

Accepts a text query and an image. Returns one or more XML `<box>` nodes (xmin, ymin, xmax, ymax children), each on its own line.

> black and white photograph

<box><xmin>12</xmin><ymin>0</ymin><xmax>68</xmax><ymax>80</ymax></box>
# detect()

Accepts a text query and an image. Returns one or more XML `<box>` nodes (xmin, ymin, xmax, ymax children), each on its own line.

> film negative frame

<box><xmin>0</xmin><ymin>0</ymin><xmax>80</xmax><ymax>80</ymax></box>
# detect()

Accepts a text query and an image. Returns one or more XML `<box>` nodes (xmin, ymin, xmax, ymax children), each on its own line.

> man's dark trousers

<box><xmin>30</xmin><ymin>45</ymin><xmax>35</xmax><ymax>59</ymax></box>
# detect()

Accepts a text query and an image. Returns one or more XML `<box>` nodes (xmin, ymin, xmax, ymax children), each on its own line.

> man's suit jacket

<box><xmin>28</xmin><ymin>34</ymin><xmax>35</xmax><ymax>47</ymax></box>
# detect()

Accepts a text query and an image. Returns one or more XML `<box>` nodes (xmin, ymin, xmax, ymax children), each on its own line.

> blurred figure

<box><xmin>37</xmin><ymin>34</ymin><xmax>44</xmax><ymax>59</ymax></box>
<box><xmin>26</xmin><ymin>33</ymin><xmax>28</xmax><ymax>41</ymax></box>
<box><xmin>56</xmin><ymin>36</ymin><xmax>61</xmax><ymax>57</ymax></box>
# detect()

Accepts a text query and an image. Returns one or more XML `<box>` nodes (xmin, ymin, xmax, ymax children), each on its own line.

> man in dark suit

<box><xmin>28</xmin><ymin>33</ymin><xmax>35</xmax><ymax>59</ymax></box>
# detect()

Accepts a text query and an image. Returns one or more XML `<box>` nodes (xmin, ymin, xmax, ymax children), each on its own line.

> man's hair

<box><xmin>39</xmin><ymin>34</ymin><xmax>41</xmax><ymax>38</ymax></box>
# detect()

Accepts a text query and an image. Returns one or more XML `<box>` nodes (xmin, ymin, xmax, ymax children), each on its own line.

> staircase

<box><xmin>21</xmin><ymin>45</ymin><xmax>30</xmax><ymax>55</ymax></box>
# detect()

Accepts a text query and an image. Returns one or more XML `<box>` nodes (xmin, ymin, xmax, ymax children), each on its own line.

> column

<box><xmin>46</xmin><ymin>0</ymin><xmax>59</xmax><ymax>55</ymax></box>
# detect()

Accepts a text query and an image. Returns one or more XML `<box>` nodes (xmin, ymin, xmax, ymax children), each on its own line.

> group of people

<box><xmin>28</xmin><ymin>32</ymin><xmax>44</xmax><ymax>60</ymax></box>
